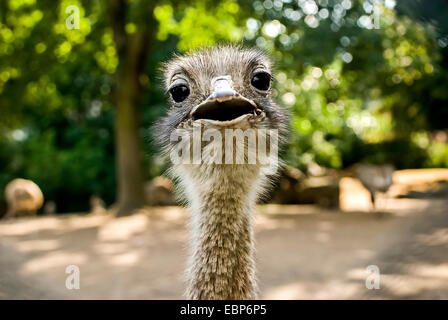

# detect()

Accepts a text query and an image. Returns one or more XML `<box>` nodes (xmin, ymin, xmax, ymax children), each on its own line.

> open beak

<box><xmin>190</xmin><ymin>76</ymin><xmax>259</xmax><ymax>122</ymax></box>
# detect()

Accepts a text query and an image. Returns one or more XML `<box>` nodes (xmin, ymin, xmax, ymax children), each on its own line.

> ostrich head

<box><xmin>155</xmin><ymin>45</ymin><xmax>289</xmax><ymax>300</ymax></box>
<box><xmin>156</xmin><ymin>45</ymin><xmax>288</xmax><ymax>157</ymax></box>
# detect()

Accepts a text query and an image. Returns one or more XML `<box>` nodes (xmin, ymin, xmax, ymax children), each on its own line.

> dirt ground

<box><xmin>0</xmin><ymin>171</ymin><xmax>447</xmax><ymax>299</ymax></box>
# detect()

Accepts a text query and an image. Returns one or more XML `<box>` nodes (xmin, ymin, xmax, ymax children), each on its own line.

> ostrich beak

<box><xmin>190</xmin><ymin>75</ymin><xmax>259</xmax><ymax>122</ymax></box>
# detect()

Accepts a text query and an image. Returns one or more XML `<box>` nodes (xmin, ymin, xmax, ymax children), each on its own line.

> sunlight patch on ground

<box><xmin>108</xmin><ymin>251</ymin><xmax>140</xmax><ymax>267</ymax></box>
<box><xmin>263</xmin><ymin>280</ymin><xmax>360</xmax><ymax>299</ymax></box>
<box><xmin>94</xmin><ymin>242</ymin><xmax>130</xmax><ymax>255</ymax></box>
<box><xmin>418</xmin><ymin>228</ymin><xmax>448</xmax><ymax>246</ymax></box>
<box><xmin>20</xmin><ymin>251</ymin><xmax>87</xmax><ymax>274</ymax></box>
<box><xmin>394</xmin><ymin>169</ymin><xmax>448</xmax><ymax>185</ymax></box>
<box><xmin>14</xmin><ymin>239</ymin><xmax>60</xmax><ymax>252</ymax></box>
<box><xmin>0</xmin><ymin>214</ymin><xmax>111</xmax><ymax>237</ymax></box>
<box><xmin>98</xmin><ymin>214</ymin><xmax>148</xmax><ymax>241</ymax></box>
<box><xmin>340</xmin><ymin>177</ymin><xmax>373</xmax><ymax>212</ymax></box>
<box><xmin>411</xmin><ymin>263</ymin><xmax>448</xmax><ymax>279</ymax></box>
<box><xmin>263</xmin><ymin>282</ymin><xmax>308</xmax><ymax>299</ymax></box>
<box><xmin>64</xmin><ymin>214</ymin><xmax>111</xmax><ymax>229</ymax></box>
<box><xmin>255</xmin><ymin>215</ymin><xmax>298</xmax><ymax>230</ymax></box>
<box><xmin>346</xmin><ymin>267</ymin><xmax>370</xmax><ymax>280</ymax></box>
<box><xmin>0</xmin><ymin>217</ymin><xmax>63</xmax><ymax>236</ymax></box>
<box><xmin>150</xmin><ymin>206</ymin><xmax>187</xmax><ymax>221</ymax></box>
<box><xmin>379</xmin><ymin>273</ymin><xmax>447</xmax><ymax>297</ymax></box>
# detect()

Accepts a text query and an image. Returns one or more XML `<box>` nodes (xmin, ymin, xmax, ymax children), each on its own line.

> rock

<box><xmin>271</xmin><ymin>166</ymin><xmax>339</xmax><ymax>208</ymax></box>
<box><xmin>90</xmin><ymin>194</ymin><xmax>107</xmax><ymax>215</ymax></box>
<box><xmin>4</xmin><ymin>178</ymin><xmax>44</xmax><ymax>218</ymax></box>
<box><xmin>296</xmin><ymin>176</ymin><xmax>340</xmax><ymax>208</ymax></box>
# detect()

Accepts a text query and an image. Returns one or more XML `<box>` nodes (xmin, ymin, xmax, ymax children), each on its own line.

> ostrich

<box><xmin>355</xmin><ymin>164</ymin><xmax>394</xmax><ymax>210</ymax></box>
<box><xmin>155</xmin><ymin>45</ymin><xmax>288</xmax><ymax>299</ymax></box>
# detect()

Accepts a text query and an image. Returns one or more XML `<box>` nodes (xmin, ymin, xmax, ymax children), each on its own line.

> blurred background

<box><xmin>0</xmin><ymin>0</ymin><xmax>447</xmax><ymax>299</ymax></box>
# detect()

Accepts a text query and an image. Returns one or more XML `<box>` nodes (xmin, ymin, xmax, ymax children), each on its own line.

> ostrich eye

<box><xmin>251</xmin><ymin>72</ymin><xmax>271</xmax><ymax>91</ymax></box>
<box><xmin>169</xmin><ymin>84</ymin><xmax>190</xmax><ymax>103</ymax></box>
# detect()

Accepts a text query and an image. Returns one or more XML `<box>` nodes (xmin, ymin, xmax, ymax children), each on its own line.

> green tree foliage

<box><xmin>0</xmin><ymin>0</ymin><xmax>118</xmax><ymax>212</ymax></box>
<box><xmin>237</xmin><ymin>0</ymin><xmax>444</xmax><ymax>169</ymax></box>
<box><xmin>0</xmin><ymin>0</ymin><xmax>447</xmax><ymax>213</ymax></box>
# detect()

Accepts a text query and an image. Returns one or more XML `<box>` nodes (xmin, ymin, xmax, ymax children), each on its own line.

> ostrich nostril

<box><xmin>209</xmin><ymin>75</ymin><xmax>237</xmax><ymax>100</ymax></box>
<box><xmin>213</xmin><ymin>88</ymin><xmax>237</xmax><ymax>99</ymax></box>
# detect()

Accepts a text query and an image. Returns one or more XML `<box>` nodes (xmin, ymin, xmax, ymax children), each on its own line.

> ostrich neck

<box><xmin>182</xmin><ymin>165</ymin><xmax>260</xmax><ymax>300</ymax></box>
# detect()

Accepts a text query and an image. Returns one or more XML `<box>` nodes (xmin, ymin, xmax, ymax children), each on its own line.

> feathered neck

<box><xmin>177</xmin><ymin>163</ymin><xmax>264</xmax><ymax>299</ymax></box>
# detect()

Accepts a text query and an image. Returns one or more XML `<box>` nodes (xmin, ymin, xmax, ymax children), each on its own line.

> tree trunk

<box><xmin>109</xmin><ymin>0</ymin><xmax>152</xmax><ymax>216</ymax></box>
<box><xmin>114</xmin><ymin>56</ymin><xmax>145</xmax><ymax>216</ymax></box>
